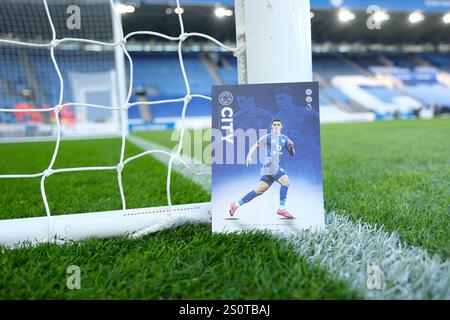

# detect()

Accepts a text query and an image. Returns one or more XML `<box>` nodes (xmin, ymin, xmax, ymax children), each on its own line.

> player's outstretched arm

<box><xmin>246</xmin><ymin>143</ymin><xmax>259</xmax><ymax>166</ymax></box>
<box><xmin>287</xmin><ymin>139</ymin><xmax>295</xmax><ymax>156</ymax></box>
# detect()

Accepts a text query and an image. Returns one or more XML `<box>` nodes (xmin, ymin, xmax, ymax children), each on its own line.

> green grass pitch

<box><xmin>0</xmin><ymin>118</ymin><xmax>448</xmax><ymax>299</ymax></box>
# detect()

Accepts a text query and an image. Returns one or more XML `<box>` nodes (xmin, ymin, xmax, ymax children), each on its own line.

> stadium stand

<box><xmin>387</xmin><ymin>54</ymin><xmax>420</xmax><ymax>69</ymax></box>
<box><xmin>424</xmin><ymin>53</ymin><xmax>450</xmax><ymax>73</ymax></box>
<box><xmin>1</xmin><ymin>48</ymin><xmax>449</xmax><ymax>124</ymax></box>
<box><xmin>131</xmin><ymin>53</ymin><xmax>215</xmax><ymax>96</ymax></box>
<box><xmin>128</xmin><ymin>53</ymin><xmax>215</xmax><ymax>125</ymax></box>
<box><xmin>319</xmin><ymin>94</ymin><xmax>375</xmax><ymax>123</ymax></box>
<box><xmin>216</xmin><ymin>54</ymin><xmax>238</xmax><ymax>85</ymax></box>
<box><xmin>403</xmin><ymin>83</ymin><xmax>450</xmax><ymax>109</ymax></box>
<box><xmin>313</xmin><ymin>54</ymin><xmax>364</xmax><ymax>82</ymax></box>
<box><xmin>352</xmin><ymin>56</ymin><xmax>386</xmax><ymax>70</ymax></box>
<box><xmin>368</xmin><ymin>63</ymin><xmax>450</xmax><ymax>112</ymax></box>
<box><xmin>321</xmin><ymin>87</ymin><xmax>356</xmax><ymax>109</ymax></box>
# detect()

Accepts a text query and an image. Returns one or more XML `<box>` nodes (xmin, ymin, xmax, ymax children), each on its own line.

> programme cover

<box><xmin>212</xmin><ymin>82</ymin><xmax>325</xmax><ymax>234</ymax></box>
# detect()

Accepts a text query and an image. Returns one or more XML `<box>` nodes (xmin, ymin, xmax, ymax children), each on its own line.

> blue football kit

<box><xmin>258</xmin><ymin>133</ymin><xmax>291</xmax><ymax>185</ymax></box>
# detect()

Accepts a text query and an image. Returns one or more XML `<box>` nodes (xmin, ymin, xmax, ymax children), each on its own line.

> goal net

<box><xmin>0</xmin><ymin>0</ymin><xmax>313</xmax><ymax>247</ymax></box>
<box><xmin>0</xmin><ymin>0</ymin><xmax>123</xmax><ymax>140</ymax></box>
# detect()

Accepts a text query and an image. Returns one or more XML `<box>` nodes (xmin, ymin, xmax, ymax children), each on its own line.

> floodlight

<box><xmin>409</xmin><ymin>11</ymin><xmax>425</xmax><ymax>24</ymax></box>
<box><xmin>116</xmin><ymin>4</ymin><xmax>135</xmax><ymax>14</ymax></box>
<box><xmin>373</xmin><ymin>10</ymin><xmax>390</xmax><ymax>23</ymax></box>
<box><xmin>215</xmin><ymin>7</ymin><xmax>233</xmax><ymax>18</ymax></box>
<box><xmin>443</xmin><ymin>12</ymin><xmax>450</xmax><ymax>24</ymax></box>
<box><xmin>338</xmin><ymin>9</ymin><xmax>355</xmax><ymax>23</ymax></box>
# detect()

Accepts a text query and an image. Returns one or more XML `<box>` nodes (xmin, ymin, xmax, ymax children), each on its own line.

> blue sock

<box><xmin>238</xmin><ymin>191</ymin><xmax>257</xmax><ymax>206</ymax></box>
<box><xmin>280</xmin><ymin>185</ymin><xmax>288</xmax><ymax>207</ymax></box>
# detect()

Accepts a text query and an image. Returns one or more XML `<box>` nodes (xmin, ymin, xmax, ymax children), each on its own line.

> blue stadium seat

<box><xmin>403</xmin><ymin>83</ymin><xmax>450</xmax><ymax>107</ymax></box>
<box><xmin>313</xmin><ymin>55</ymin><xmax>362</xmax><ymax>81</ymax></box>
<box><xmin>361</xmin><ymin>86</ymin><xmax>405</xmax><ymax>104</ymax></box>
<box><xmin>130</xmin><ymin>53</ymin><xmax>215</xmax><ymax>96</ymax></box>
<box><xmin>217</xmin><ymin>55</ymin><xmax>238</xmax><ymax>85</ymax></box>
<box><xmin>423</xmin><ymin>53</ymin><xmax>450</xmax><ymax>73</ymax></box>
<box><xmin>386</xmin><ymin>55</ymin><xmax>417</xmax><ymax>69</ymax></box>
<box><xmin>148</xmin><ymin>95</ymin><xmax>211</xmax><ymax>118</ymax></box>
<box><xmin>322</xmin><ymin>88</ymin><xmax>353</xmax><ymax>105</ymax></box>
<box><xmin>1</xmin><ymin>50</ymin><xmax>449</xmax><ymax>122</ymax></box>
<box><xmin>352</xmin><ymin>56</ymin><xmax>385</xmax><ymax>71</ymax></box>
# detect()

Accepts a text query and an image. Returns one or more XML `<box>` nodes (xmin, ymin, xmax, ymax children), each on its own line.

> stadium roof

<box><xmin>130</xmin><ymin>0</ymin><xmax>450</xmax><ymax>13</ymax></box>
<box><xmin>1</xmin><ymin>1</ymin><xmax>449</xmax><ymax>47</ymax></box>
<box><xmin>121</xmin><ymin>1</ymin><xmax>450</xmax><ymax>45</ymax></box>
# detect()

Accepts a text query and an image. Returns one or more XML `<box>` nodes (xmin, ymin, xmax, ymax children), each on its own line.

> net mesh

<box><xmin>0</xmin><ymin>0</ymin><xmax>119</xmax><ymax>137</ymax></box>
<box><xmin>0</xmin><ymin>0</ymin><xmax>235</xmax><ymax>237</ymax></box>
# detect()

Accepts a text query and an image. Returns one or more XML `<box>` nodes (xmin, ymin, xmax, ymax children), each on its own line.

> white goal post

<box><xmin>0</xmin><ymin>0</ymin><xmax>313</xmax><ymax>247</ymax></box>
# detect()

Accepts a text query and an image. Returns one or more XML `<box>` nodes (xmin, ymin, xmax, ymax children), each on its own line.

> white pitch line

<box><xmin>128</xmin><ymin>133</ymin><xmax>450</xmax><ymax>300</ymax></box>
<box><xmin>0</xmin><ymin>134</ymin><xmax>120</xmax><ymax>144</ymax></box>
<box><xmin>126</xmin><ymin>134</ymin><xmax>211</xmax><ymax>192</ymax></box>
<box><xmin>289</xmin><ymin>213</ymin><xmax>450</xmax><ymax>300</ymax></box>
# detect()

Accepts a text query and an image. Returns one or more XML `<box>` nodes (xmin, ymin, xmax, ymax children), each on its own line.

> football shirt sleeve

<box><xmin>286</xmin><ymin>137</ymin><xmax>295</xmax><ymax>156</ymax></box>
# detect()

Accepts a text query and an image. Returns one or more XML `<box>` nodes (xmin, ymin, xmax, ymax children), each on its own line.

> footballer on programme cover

<box><xmin>212</xmin><ymin>82</ymin><xmax>325</xmax><ymax>234</ymax></box>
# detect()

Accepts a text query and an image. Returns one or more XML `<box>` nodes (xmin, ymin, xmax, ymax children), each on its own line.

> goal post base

<box><xmin>0</xmin><ymin>202</ymin><xmax>211</xmax><ymax>248</ymax></box>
